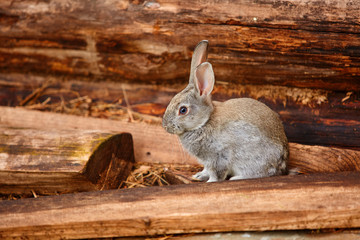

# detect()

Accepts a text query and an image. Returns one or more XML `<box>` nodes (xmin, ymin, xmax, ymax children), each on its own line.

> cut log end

<box><xmin>82</xmin><ymin>133</ymin><xmax>135</xmax><ymax>190</ymax></box>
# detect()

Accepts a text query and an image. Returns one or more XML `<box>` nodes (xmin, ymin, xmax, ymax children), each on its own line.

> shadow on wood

<box><xmin>83</xmin><ymin>133</ymin><xmax>135</xmax><ymax>190</ymax></box>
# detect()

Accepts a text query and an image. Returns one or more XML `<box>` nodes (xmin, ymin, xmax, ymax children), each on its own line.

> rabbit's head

<box><xmin>162</xmin><ymin>40</ymin><xmax>215</xmax><ymax>135</ymax></box>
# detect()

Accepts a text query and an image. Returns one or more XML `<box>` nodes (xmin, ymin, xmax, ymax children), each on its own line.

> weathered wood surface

<box><xmin>0</xmin><ymin>127</ymin><xmax>112</xmax><ymax>172</ymax></box>
<box><xmin>1</xmin><ymin>107</ymin><xmax>359</xmax><ymax>177</ymax></box>
<box><xmin>1</xmin><ymin>75</ymin><xmax>359</xmax><ymax>148</ymax></box>
<box><xmin>0</xmin><ymin>171</ymin><xmax>96</xmax><ymax>196</ymax></box>
<box><xmin>289</xmin><ymin>143</ymin><xmax>360</xmax><ymax>173</ymax></box>
<box><xmin>0</xmin><ymin>106</ymin><xmax>194</xmax><ymax>165</ymax></box>
<box><xmin>0</xmin><ymin>0</ymin><xmax>359</xmax><ymax>90</ymax></box>
<box><xmin>83</xmin><ymin>133</ymin><xmax>135</xmax><ymax>190</ymax></box>
<box><xmin>0</xmin><ymin>172</ymin><xmax>359</xmax><ymax>239</ymax></box>
<box><xmin>0</xmin><ymin>125</ymin><xmax>135</xmax><ymax>194</ymax></box>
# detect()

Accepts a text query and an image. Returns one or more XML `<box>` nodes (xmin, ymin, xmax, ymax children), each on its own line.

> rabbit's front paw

<box><xmin>192</xmin><ymin>169</ymin><xmax>209</xmax><ymax>181</ymax></box>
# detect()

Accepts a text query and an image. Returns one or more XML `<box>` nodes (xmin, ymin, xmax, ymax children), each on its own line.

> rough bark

<box><xmin>0</xmin><ymin>0</ymin><xmax>359</xmax><ymax>90</ymax></box>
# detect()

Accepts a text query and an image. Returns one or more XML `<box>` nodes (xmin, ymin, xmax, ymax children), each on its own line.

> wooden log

<box><xmin>0</xmin><ymin>172</ymin><xmax>94</xmax><ymax>196</ymax></box>
<box><xmin>0</xmin><ymin>106</ymin><xmax>196</xmax><ymax>165</ymax></box>
<box><xmin>0</xmin><ymin>172</ymin><xmax>359</xmax><ymax>239</ymax></box>
<box><xmin>0</xmin><ymin>125</ymin><xmax>135</xmax><ymax>194</ymax></box>
<box><xmin>289</xmin><ymin>143</ymin><xmax>360</xmax><ymax>173</ymax></box>
<box><xmin>1</xmin><ymin>107</ymin><xmax>359</xmax><ymax>177</ymax></box>
<box><xmin>0</xmin><ymin>0</ymin><xmax>359</xmax><ymax>90</ymax></box>
<box><xmin>83</xmin><ymin>133</ymin><xmax>135</xmax><ymax>190</ymax></box>
<box><xmin>1</xmin><ymin>74</ymin><xmax>359</xmax><ymax>148</ymax></box>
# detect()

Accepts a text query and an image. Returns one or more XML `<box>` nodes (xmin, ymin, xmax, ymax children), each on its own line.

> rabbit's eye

<box><xmin>179</xmin><ymin>106</ymin><xmax>188</xmax><ymax>115</ymax></box>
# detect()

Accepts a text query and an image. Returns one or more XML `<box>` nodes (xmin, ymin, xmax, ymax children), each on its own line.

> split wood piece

<box><xmin>1</xmin><ymin>107</ymin><xmax>359</xmax><ymax>175</ymax></box>
<box><xmin>0</xmin><ymin>125</ymin><xmax>135</xmax><ymax>194</ymax></box>
<box><xmin>0</xmin><ymin>172</ymin><xmax>359</xmax><ymax>239</ymax></box>
<box><xmin>0</xmin><ymin>1</ymin><xmax>360</xmax><ymax>90</ymax></box>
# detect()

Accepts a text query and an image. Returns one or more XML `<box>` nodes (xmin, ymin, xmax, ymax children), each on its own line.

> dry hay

<box><xmin>18</xmin><ymin>80</ymin><xmax>162</xmax><ymax>124</ymax></box>
<box><xmin>214</xmin><ymin>84</ymin><xmax>329</xmax><ymax>107</ymax></box>
<box><xmin>121</xmin><ymin>163</ymin><xmax>201</xmax><ymax>189</ymax></box>
<box><xmin>122</xmin><ymin>164</ymin><xmax>170</xmax><ymax>188</ymax></box>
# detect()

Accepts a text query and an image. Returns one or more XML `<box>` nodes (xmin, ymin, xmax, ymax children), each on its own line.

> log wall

<box><xmin>0</xmin><ymin>0</ymin><xmax>359</xmax><ymax>148</ymax></box>
<box><xmin>0</xmin><ymin>76</ymin><xmax>359</xmax><ymax>148</ymax></box>
<box><xmin>0</xmin><ymin>0</ymin><xmax>359</xmax><ymax>89</ymax></box>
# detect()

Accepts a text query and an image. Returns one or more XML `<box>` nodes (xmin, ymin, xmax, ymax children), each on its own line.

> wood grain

<box><xmin>1</xmin><ymin>75</ymin><xmax>359</xmax><ymax>148</ymax></box>
<box><xmin>1</xmin><ymin>107</ymin><xmax>359</xmax><ymax>176</ymax></box>
<box><xmin>289</xmin><ymin>143</ymin><xmax>360</xmax><ymax>173</ymax></box>
<box><xmin>0</xmin><ymin>124</ymin><xmax>135</xmax><ymax>194</ymax></box>
<box><xmin>0</xmin><ymin>127</ymin><xmax>112</xmax><ymax>172</ymax></box>
<box><xmin>0</xmin><ymin>106</ymin><xmax>196</xmax><ymax>165</ymax></box>
<box><xmin>0</xmin><ymin>172</ymin><xmax>96</xmax><ymax>195</ymax></box>
<box><xmin>0</xmin><ymin>172</ymin><xmax>359</xmax><ymax>239</ymax></box>
<box><xmin>0</xmin><ymin>0</ymin><xmax>359</xmax><ymax>90</ymax></box>
<box><xmin>83</xmin><ymin>133</ymin><xmax>135</xmax><ymax>190</ymax></box>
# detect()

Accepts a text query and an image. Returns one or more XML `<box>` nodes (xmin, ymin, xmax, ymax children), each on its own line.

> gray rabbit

<box><xmin>162</xmin><ymin>40</ymin><xmax>289</xmax><ymax>182</ymax></box>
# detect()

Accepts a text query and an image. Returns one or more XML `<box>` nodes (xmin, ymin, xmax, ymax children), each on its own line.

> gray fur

<box><xmin>162</xmin><ymin>40</ymin><xmax>289</xmax><ymax>182</ymax></box>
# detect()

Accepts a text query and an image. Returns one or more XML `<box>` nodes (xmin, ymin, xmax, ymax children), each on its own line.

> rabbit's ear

<box><xmin>190</xmin><ymin>40</ymin><xmax>208</xmax><ymax>83</ymax></box>
<box><xmin>194</xmin><ymin>62</ymin><xmax>215</xmax><ymax>96</ymax></box>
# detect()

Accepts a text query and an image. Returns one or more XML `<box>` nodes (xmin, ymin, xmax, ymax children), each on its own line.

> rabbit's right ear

<box><xmin>194</xmin><ymin>62</ymin><xmax>214</xmax><ymax>97</ymax></box>
<box><xmin>190</xmin><ymin>40</ymin><xmax>209</xmax><ymax>83</ymax></box>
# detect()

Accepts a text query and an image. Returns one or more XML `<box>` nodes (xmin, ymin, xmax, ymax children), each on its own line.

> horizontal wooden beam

<box><xmin>0</xmin><ymin>106</ymin><xmax>196</xmax><ymax>165</ymax></box>
<box><xmin>1</xmin><ymin>75</ymin><xmax>359</xmax><ymax>148</ymax></box>
<box><xmin>0</xmin><ymin>0</ymin><xmax>359</xmax><ymax>90</ymax></box>
<box><xmin>1</xmin><ymin>106</ymin><xmax>359</xmax><ymax>178</ymax></box>
<box><xmin>0</xmin><ymin>172</ymin><xmax>359</xmax><ymax>239</ymax></box>
<box><xmin>0</xmin><ymin>171</ymin><xmax>96</xmax><ymax>195</ymax></box>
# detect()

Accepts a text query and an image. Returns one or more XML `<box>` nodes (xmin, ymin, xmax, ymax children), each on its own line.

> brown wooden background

<box><xmin>0</xmin><ymin>0</ymin><xmax>359</xmax><ymax>149</ymax></box>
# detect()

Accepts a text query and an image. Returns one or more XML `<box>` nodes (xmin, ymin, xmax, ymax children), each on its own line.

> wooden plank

<box><xmin>0</xmin><ymin>172</ymin><xmax>96</xmax><ymax>195</ymax></box>
<box><xmin>1</xmin><ymin>74</ymin><xmax>359</xmax><ymax>148</ymax></box>
<box><xmin>0</xmin><ymin>172</ymin><xmax>359</xmax><ymax>239</ymax></box>
<box><xmin>1</xmin><ymin>107</ymin><xmax>359</xmax><ymax>176</ymax></box>
<box><xmin>0</xmin><ymin>124</ymin><xmax>135</xmax><ymax>194</ymax></box>
<box><xmin>0</xmin><ymin>106</ymin><xmax>196</xmax><ymax>165</ymax></box>
<box><xmin>0</xmin><ymin>0</ymin><xmax>359</xmax><ymax>90</ymax></box>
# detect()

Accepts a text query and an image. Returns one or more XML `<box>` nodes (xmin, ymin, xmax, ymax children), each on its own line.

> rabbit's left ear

<box><xmin>189</xmin><ymin>40</ymin><xmax>208</xmax><ymax>84</ymax></box>
<box><xmin>194</xmin><ymin>62</ymin><xmax>215</xmax><ymax>96</ymax></box>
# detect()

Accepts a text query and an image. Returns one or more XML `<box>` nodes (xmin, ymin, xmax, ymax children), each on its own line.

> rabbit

<box><xmin>162</xmin><ymin>40</ymin><xmax>289</xmax><ymax>182</ymax></box>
